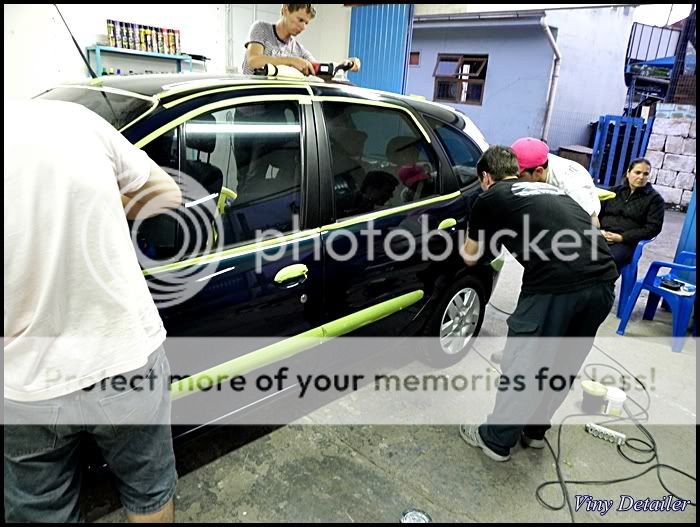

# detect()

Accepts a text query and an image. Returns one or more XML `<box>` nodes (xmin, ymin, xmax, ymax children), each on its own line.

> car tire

<box><xmin>421</xmin><ymin>275</ymin><xmax>486</xmax><ymax>367</ymax></box>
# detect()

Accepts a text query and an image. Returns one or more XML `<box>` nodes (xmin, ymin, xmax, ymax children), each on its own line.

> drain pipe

<box><xmin>540</xmin><ymin>16</ymin><xmax>561</xmax><ymax>143</ymax></box>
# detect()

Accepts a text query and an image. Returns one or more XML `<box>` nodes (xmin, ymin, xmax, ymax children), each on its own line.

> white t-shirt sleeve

<box><xmin>549</xmin><ymin>155</ymin><xmax>601</xmax><ymax>216</ymax></box>
<box><xmin>298</xmin><ymin>42</ymin><xmax>316</xmax><ymax>63</ymax></box>
<box><xmin>81</xmin><ymin>106</ymin><xmax>152</xmax><ymax>194</ymax></box>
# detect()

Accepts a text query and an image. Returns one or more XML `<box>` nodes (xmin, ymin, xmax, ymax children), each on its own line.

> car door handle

<box><xmin>438</xmin><ymin>218</ymin><xmax>457</xmax><ymax>230</ymax></box>
<box><xmin>274</xmin><ymin>264</ymin><xmax>309</xmax><ymax>287</ymax></box>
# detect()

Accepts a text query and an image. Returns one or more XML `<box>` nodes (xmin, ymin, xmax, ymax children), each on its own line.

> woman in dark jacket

<box><xmin>599</xmin><ymin>158</ymin><xmax>665</xmax><ymax>271</ymax></box>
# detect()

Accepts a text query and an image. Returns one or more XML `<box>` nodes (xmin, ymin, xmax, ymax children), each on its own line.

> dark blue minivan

<box><xmin>39</xmin><ymin>73</ymin><xmax>500</xmax><ymax>428</ymax></box>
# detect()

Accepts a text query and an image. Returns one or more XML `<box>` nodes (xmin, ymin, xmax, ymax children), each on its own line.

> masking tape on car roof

<box><xmin>55</xmin><ymin>84</ymin><xmax>156</xmax><ymax>102</ymax></box>
<box><xmin>135</xmin><ymin>94</ymin><xmax>313</xmax><ymax>148</ymax></box>
<box><xmin>142</xmin><ymin>229</ymin><xmax>321</xmax><ymax>277</ymax></box>
<box><xmin>169</xmin><ymin>289</ymin><xmax>424</xmax><ymax>400</ymax></box>
<box><xmin>155</xmin><ymin>77</ymin><xmax>313</xmax><ymax>99</ymax></box>
<box><xmin>164</xmin><ymin>83</ymin><xmax>315</xmax><ymax>108</ymax></box>
<box><xmin>314</xmin><ymin>96</ymin><xmax>432</xmax><ymax>144</ymax></box>
<box><xmin>119</xmin><ymin>100</ymin><xmax>160</xmax><ymax>132</ymax></box>
<box><xmin>321</xmin><ymin>191</ymin><xmax>461</xmax><ymax>231</ymax></box>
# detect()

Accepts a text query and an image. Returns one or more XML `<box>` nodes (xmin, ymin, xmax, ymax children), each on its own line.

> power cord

<box><xmin>475</xmin><ymin>304</ymin><xmax>695</xmax><ymax>522</ymax></box>
<box><xmin>534</xmin><ymin>344</ymin><xmax>695</xmax><ymax>522</ymax></box>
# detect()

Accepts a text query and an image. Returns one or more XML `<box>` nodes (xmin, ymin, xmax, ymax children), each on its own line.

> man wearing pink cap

<box><xmin>511</xmin><ymin>137</ymin><xmax>600</xmax><ymax>227</ymax></box>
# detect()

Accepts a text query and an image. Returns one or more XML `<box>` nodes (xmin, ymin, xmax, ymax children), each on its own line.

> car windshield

<box><xmin>37</xmin><ymin>86</ymin><xmax>154</xmax><ymax>130</ymax></box>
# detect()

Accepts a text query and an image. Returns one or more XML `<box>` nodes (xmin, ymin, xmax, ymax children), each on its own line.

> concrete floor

<box><xmin>90</xmin><ymin>211</ymin><xmax>696</xmax><ymax>523</ymax></box>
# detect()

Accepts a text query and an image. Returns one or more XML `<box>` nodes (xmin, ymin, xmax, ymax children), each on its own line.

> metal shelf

<box><xmin>86</xmin><ymin>45</ymin><xmax>193</xmax><ymax>74</ymax></box>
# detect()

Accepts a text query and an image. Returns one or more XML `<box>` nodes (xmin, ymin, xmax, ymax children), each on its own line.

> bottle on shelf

<box><xmin>134</xmin><ymin>24</ymin><xmax>141</xmax><ymax>51</ymax></box>
<box><xmin>159</xmin><ymin>28</ymin><xmax>166</xmax><ymax>54</ymax></box>
<box><xmin>109</xmin><ymin>67</ymin><xmax>114</xmax><ymax>75</ymax></box>
<box><xmin>121</xmin><ymin>22</ymin><xmax>128</xmax><ymax>49</ymax></box>
<box><xmin>107</xmin><ymin>20</ymin><xmax>116</xmax><ymax>47</ymax></box>
<box><xmin>168</xmin><ymin>29</ymin><xmax>175</xmax><ymax>55</ymax></box>
<box><xmin>174</xmin><ymin>30</ymin><xmax>181</xmax><ymax>55</ymax></box>
<box><xmin>145</xmin><ymin>27</ymin><xmax>152</xmax><ymax>52</ymax></box>
<box><xmin>115</xmin><ymin>21</ymin><xmax>122</xmax><ymax>48</ymax></box>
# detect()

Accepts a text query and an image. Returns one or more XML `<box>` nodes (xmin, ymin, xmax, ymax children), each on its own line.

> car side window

<box><xmin>323</xmin><ymin>102</ymin><xmax>440</xmax><ymax>220</ymax></box>
<box><xmin>425</xmin><ymin>116</ymin><xmax>482</xmax><ymax>188</ymax></box>
<box><xmin>138</xmin><ymin>128</ymin><xmax>181</xmax><ymax>262</ymax></box>
<box><xmin>207</xmin><ymin>101</ymin><xmax>303</xmax><ymax>247</ymax></box>
<box><xmin>137</xmin><ymin>100</ymin><xmax>303</xmax><ymax>264</ymax></box>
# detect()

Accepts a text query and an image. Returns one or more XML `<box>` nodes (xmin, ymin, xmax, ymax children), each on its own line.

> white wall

<box><xmin>545</xmin><ymin>6</ymin><xmax>635</xmax><ymax>149</ymax></box>
<box><xmin>4</xmin><ymin>4</ymin><xmax>226</xmax><ymax>99</ymax></box>
<box><xmin>414</xmin><ymin>4</ymin><xmax>632</xmax><ymax>16</ymax></box>
<box><xmin>228</xmin><ymin>4</ymin><xmax>279</xmax><ymax>74</ymax></box>
<box><xmin>297</xmin><ymin>4</ymin><xmax>351</xmax><ymax>65</ymax></box>
<box><xmin>5</xmin><ymin>4</ymin><xmax>352</xmax><ymax>99</ymax></box>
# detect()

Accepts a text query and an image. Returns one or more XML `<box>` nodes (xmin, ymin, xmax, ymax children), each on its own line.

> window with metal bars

<box><xmin>433</xmin><ymin>54</ymin><xmax>488</xmax><ymax>105</ymax></box>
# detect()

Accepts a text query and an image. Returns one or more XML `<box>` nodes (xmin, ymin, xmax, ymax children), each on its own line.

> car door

<box><xmin>315</xmin><ymin>97</ymin><xmax>467</xmax><ymax>336</ymax></box>
<box><xmin>136</xmin><ymin>95</ymin><xmax>323</xmax><ymax>357</ymax></box>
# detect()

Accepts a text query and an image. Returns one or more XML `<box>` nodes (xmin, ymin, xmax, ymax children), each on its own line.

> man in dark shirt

<box><xmin>459</xmin><ymin>146</ymin><xmax>618</xmax><ymax>462</ymax></box>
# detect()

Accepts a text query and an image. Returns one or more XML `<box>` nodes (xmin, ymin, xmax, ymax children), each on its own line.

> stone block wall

<box><xmin>647</xmin><ymin>104</ymin><xmax>696</xmax><ymax>210</ymax></box>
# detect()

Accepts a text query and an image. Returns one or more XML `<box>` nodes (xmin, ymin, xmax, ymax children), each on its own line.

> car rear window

<box><xmin>37</xmin><ymin>87</ymin><xmax>154</xmax><ymax>130</ymax></box>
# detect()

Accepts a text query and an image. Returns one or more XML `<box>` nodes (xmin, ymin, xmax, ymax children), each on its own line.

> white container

<box><xmin>604</xmin><ymin>387</ymin><xmax>627</xmax><ymax>416</ymax></box>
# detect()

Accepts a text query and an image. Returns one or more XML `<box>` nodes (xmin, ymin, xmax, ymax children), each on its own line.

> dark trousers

<box><xmin>479</xmin><ymin>281</ymin><xmax>615</xmax><ymax>456</ymax></box>
<box><xmin>609</xmin><ymin>243</ymin><xmax>635</xmax><ymax>273</ymax></box>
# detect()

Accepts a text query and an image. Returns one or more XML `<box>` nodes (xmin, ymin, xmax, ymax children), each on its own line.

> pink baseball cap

<box><xmin>511</xmin><ymin>137</ymin><xmax>549</xmax><ymax>173</ymax></box>
<box><xmin>398</xmin><ymin>165</ymin><xmax>430</xmax><ymax>188</ymax></box>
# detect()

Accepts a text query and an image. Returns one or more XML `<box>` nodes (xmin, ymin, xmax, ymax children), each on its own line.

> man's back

<box><xmin>546</xmin><ymin>153</ymin><xmax>600</xmax><ymax>217</ymax></box>
<box><xmin>470</xmin><ymin>180</ymin><xmax>617</xmax><ymax>294</ymax></box>
<box><xmin>4</xmin><ymin>100</ymin><xmax>165</xmax><ymax>401</ymax></box>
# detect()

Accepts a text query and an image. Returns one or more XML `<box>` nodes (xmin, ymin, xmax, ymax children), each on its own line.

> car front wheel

<box><xmin>422</xmin><ymin>275</ymin><xmax>486</xmax><ymax>366</ymax></box>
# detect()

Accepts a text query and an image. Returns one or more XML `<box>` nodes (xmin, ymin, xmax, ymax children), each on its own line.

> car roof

<box><xmin>65</xmin><ymin>73</ymin><xmax>453</xmax><ymax>114</ymax></box>
<box><xmin>60</xmin><ymin>73</ymin><xmax>488</xmax><ymax>148</ymax></box>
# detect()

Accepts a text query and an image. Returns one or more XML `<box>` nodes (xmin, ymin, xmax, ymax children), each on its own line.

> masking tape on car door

<box><xmin>136</xmin><ymin>94</ymin><xmax>313</xmax><ymax>148</ymax></box>
<box><xmin>313</xmin><ymin>96</ymin><xmax>431</xmax><ymax>144</ymax></box>
<box><xmin>169</xmin><ymin>290</ymin><xmax>424</xmax><ymax>400</ymax></box>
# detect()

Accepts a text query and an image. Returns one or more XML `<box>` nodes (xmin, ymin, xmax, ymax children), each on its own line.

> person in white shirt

<box><xmin>4</xmin><ymin>99</ymin><xmax>181</xmax><ymax>523</ymax></box>
<box><xmin>511</xmin><ymin>137</ymin><xmax>601</xmax><ymax>227</ymax></box>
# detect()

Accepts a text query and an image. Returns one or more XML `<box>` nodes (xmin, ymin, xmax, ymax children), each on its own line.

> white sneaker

<box><xmin>459</xmin><ymin>424</ymin><xmax>511</xmax><ymax>462</ymax></box>
<box><xmin>521</xmin><ymin>433</ymin><xmax>546</xmax><ymax>449</ymax></box>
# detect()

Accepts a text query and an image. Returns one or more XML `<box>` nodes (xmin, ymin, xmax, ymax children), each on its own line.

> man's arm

<box><xmin>461</xmin><ymin>237</ymin><xmax>481</xmax><ymax>267</ymax></box>
<box><xmin>246</xmin><ymin>43</ymin><xmax>314</xmax><ymax>75</ymax></box>
<box><xmin>121</xmin><ymin>161</ymin><xmax>182</xmax><ymax>220</ymax></box>
<box><xmin>561</xmin><ymin>163</ymin><xmax>602</xmax><ymax>223</ymax></box>
<box><xmin>343</xmin><ymin>57</ymin><xmax>362</xmax><ymax>72</ymax></box>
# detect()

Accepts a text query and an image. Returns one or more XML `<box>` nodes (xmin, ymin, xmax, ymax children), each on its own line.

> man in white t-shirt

<box><xmin>242</xmin><ymin>4</ymin><xmax>361</xmax><ymax>75</ymax></box>
<box><xmin>4</xmin><ymin>99</ymin><xmax>181</xmax><ymax>522</ymax></box>
<box><xmin>511</xmin><ymin>137</ymin><xmax>601</xmax><ymax>227</ymax></box>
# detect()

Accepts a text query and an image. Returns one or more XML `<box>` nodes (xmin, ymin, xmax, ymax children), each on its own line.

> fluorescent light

<box><xmin>196</xmin><ymin>266</ymin><xmax>236</xmax><ymax>282</ymax></box>
<box><xmin>185</xmin><ymin>193</ymin><xmax>219</xmax><ymax>208</ymax></box>
<box><xmin>185</xmin><ymin>123</ymin><xmax>301</xmax><ymax>134</ymax></box>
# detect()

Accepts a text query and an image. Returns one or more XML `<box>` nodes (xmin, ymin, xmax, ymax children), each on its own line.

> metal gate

<box><xmin>589</xmin><ymin>114</ymin><xmax>655</xmax><ymax>187</ymax></box>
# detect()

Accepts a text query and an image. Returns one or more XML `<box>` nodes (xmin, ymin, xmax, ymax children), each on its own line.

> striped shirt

<box><xmin>242</xmin><ymin>21</ymin><xmax>315</xmax><ymax>75</ymax></box>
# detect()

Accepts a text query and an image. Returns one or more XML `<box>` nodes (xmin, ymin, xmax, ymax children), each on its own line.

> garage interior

<box><xmin>4</xmin><ymin>3</ymin><xmax>697</xmax><ymax>524</ymax></box>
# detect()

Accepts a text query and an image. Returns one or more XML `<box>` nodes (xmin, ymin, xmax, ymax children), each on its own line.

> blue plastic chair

<box><xmin>616</xmin><ymin>238</ymin><xmax>654</xmax><ymax>318</ymax></box>
<box><xmin>617</xmin><ymin>251</ymin><xmax>696</xmax><ymax>352</ymax></box>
